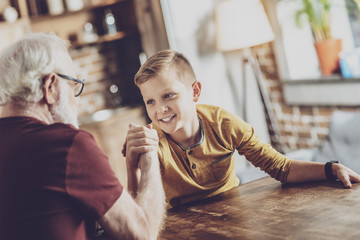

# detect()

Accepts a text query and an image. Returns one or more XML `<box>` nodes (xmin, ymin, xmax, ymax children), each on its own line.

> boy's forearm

<box><xmin>286</xmin><ymin>160</ymin><xmax>326</xmax><ymax>183</ymax></box>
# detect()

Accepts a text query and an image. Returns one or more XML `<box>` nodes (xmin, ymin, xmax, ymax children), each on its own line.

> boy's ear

<box><xmin>43</xmin><ymin>73</ymin><xmax>58</xmax><ymax>105</ymax></box>
<box><xmin>192</xmin><ymin>81</ymin><xmax>202</xmax><ymax>102</ymax></box>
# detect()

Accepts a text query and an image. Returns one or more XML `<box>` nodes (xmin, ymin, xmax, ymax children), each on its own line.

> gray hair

<box><xmin>0</xmin><ymin>33</ymin><xmax>70</xmax><ymax>105</ymax></box>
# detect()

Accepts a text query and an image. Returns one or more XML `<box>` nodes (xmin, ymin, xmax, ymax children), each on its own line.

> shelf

<box><xmin>283</xmin><ymin>77</ymin><xmax>360</xmax><ymax>106</ymax></box>
<box><xmin>71</xmin><ymin>30</ymin><xmax>135</xmax><ymax>48</ymax></box>
<box><xmin>29</xmin><ymin>0</ymin><xmax>129</xmax><ymax>22</ymax></box>
<box><xmin>89</xmin><ymin>0</ymin><xmax>129</xmax><ymax>9</ymax></box>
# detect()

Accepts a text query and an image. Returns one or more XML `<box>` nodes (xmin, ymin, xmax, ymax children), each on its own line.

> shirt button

<box><xmin>192</xmin><ymin>163</ymin><xmax>196</xmax><ymax>169</ymax></box>
<box><xmin>188</xmin><ymin>150</ymin><xmax>193</xmax><ymax>155</ymax></box>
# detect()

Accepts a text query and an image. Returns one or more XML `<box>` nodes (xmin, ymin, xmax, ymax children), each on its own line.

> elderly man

<box><xmin>0</xmin><ymin>33</ymin><xmax>165</xmax><ymax>240</ymax></box>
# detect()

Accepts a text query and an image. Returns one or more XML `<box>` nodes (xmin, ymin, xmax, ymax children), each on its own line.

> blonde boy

<box><xmin>127</xmin><ymin>49</ymin><xmax>360</xmax><ymax>207</ymax></box>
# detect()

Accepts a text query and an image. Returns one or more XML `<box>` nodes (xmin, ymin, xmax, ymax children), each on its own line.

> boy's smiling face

<box><xmin>139</xmin><ymin>69</ymin><xmax>201</xmax><ymax>136</ymax></box>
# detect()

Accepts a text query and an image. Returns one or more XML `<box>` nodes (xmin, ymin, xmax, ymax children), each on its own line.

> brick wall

<box><xmin>254</xmin><ymin>42</ymin><xmax>360</xmax><ymax>153</ymax></box>
<box><xmin>71</xmin><ymin>36</ymin><xmax>143</xmax><ymax>118</ymax></box>
<box><xmin>0</xmin><ymin>38</ymin><xmax>141</xmax><ymax>121</ymax></box>
<box><xmin>71</xmin><ymin>43</ymin><xmax>120</xmax><ymax>117</ymax></box>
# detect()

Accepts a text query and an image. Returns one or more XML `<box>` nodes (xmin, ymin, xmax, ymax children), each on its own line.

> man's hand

<box><xmin>332</xmin><ymin>163</ymin><xmax>360</xmax><ymax>188</ymax></box>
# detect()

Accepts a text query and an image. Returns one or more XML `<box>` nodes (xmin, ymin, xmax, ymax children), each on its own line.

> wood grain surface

<box><xmin>160</xmin><ymin>177</ymin><xmax>360</xmax><ymax>240</ymax></box>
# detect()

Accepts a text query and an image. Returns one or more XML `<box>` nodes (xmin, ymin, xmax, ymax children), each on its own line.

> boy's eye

<box><xmin>146</xmin><ymin>99</ymin><xmax>154</xmax><ymax>105</ymax></box>
<box><xmin>164</xmin><ymin>93</ymin><xmax>174</xmax><ymax>99</ymax></box>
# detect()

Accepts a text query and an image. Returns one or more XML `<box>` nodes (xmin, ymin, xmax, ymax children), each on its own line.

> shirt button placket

<box><xmin>187</xmin><ymin>150</ymin><xmax>196</xmax><ymax>170</ymax></box>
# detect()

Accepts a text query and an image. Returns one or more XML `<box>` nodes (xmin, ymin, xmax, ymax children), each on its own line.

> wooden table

<box><xmin>159</xmin><ymin>177</ymin><xmax>360</xmax><ymax>240</ymax></box>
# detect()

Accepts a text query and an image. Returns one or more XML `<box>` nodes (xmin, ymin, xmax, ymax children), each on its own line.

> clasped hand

<box><xmin>122</xmin><ymin>123</ymin><xmax>159</xmax><ymax>170</ymax></box>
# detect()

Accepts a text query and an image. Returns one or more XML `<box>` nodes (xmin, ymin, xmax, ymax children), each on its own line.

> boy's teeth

<box><xmin>161</xmin><ymin>115</ymin><xmax>175</xmax><ymax>122</ymax></box>
<box><xmin>162</xmin><ymin>116</ymin><xmax>173</xmax><ymax>122</ymax></box>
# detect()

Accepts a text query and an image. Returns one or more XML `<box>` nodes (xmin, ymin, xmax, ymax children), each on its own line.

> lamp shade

<box><xmin>215</xmin><ymin>0</ymin><xmax>275</xmax><ymax>52</ymax></box>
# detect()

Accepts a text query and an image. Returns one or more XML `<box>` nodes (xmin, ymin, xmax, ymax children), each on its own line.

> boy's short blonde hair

<box><xmin>134</xmin><ymin>49</ymin><xmax>196</xmax><ymax>86</ymax></box>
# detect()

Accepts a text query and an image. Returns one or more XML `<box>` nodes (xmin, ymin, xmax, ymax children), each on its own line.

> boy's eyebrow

<box><xmin>142</xmin><ymin>95</ymin><xmax>151</xmax><ymax>100</ymax></box>
<box><xmin>142</xmin><ymin>95</ymin><xmax>156</xmax><ymax>101</ymax></box>
<box><xmin>162</xmin><ymin>87</ymin><xmax>181</xmax><ymax>93</ymax></box>
<box><xmin>143</xmin><ymin>88</ymin><xmax>177</xmax><ymax>98</ymax></box>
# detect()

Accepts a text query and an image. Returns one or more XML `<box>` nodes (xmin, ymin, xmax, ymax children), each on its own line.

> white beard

<box><xmin>50</xmin><ymin>83</ymin><xmax>79</xmax><ymax>129</ymax></box>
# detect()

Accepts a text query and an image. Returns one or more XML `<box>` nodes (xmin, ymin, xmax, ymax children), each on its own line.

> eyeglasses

<box><xmin>56</xmin><ymin>73</ymin><xmax>85</xmax><ymax>97</ymax></box>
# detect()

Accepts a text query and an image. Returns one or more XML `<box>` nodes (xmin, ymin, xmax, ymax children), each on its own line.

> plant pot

<box><xmin>314</xmin><ymin>38</ymin><xmax>342</xmax><ymax>76</ymax></box>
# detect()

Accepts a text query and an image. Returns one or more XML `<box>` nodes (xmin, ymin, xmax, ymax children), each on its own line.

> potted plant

<box><xmin>284</xmin><ymin>0</ymin><xmax>342</xmax><ymax>76</ymax></box>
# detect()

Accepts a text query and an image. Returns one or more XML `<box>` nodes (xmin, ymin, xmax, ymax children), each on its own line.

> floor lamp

<box><xmin>215</xmin><ymin>0</ymin><xmax>284</xmax><ymax>152</ymax></box>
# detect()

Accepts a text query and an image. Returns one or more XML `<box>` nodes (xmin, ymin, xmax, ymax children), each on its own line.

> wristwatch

<box><xmin>325</xmin><ymin>161</ymin><xmax>339</xmax><ymax>180</ymax></box>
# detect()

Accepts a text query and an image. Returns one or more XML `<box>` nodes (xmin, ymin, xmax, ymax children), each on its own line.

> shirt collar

<box><xmin>169</xmin><ymin>115</ymin><xmax>204</xmax><ymax>151</ymax></box>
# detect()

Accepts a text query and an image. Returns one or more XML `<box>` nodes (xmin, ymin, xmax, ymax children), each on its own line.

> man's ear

<box><xmin>43</xmin><ymin>73</ymin><xmax>58</xmax><ymax>105</ymax></box>
<box><xmin>192</xmin><ymin>81</ymin><xmax>202</xmax><ymax>102</ymax></box>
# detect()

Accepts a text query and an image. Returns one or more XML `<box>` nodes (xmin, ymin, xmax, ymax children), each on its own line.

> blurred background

<box><xmin>1</xmin><ymin>0</ymin><xmax>360</xmax><ymax>185</ymax></box>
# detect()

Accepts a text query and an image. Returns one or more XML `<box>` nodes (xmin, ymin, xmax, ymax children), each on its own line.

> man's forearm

<box><xmin>127</xmin><ymin>167</ymin><xmax>140</xmax><ymax>198</ymax></box>
<box><xmin>136</xmin><ymin>151</ymin><xmax>166</xmax><ymax>239</ymax></box>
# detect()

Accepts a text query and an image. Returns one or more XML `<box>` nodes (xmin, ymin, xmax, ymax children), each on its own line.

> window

<box><xmin>265</xmin><ymin>0</ymin><xmax>360</xmax><ymax>80</ymax></box>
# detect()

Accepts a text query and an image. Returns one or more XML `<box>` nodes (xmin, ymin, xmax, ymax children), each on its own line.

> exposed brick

<box><xmin>71</xmin><ymin>51</ymin><xmax>93</xmax><ymax>59</ymax></box>
<box><xmin>252</xmin><ymin>42</ymin><xmax>360</xmax><ymax>151</ymax></box>
<box><xmin>317</xmin><ymin>120</ymin><xmax>330</xmax><ymax>129</ymax></box>
<box><xmin>296</xmin><ymin>142</ymin><xmax>312</xmax><ymax>150</ymax></box>
<box><xmin>298</xmin><ymin>131</ymin><xmax>312</xmax><ymax>138</ymax></box>
<box><xmin>278</xmin><ymin>119</ymin><xmax>287</xmax><ymax>125</ymax></box>
<box><xmin>282</xmin><ymin>131</ymin><xmax>296</xmax><ymax>137</ymax></box>
<box><xmin>281</xmin><ymin>106</ymin><xmax>294</xmax><ymax>115</ymax></box>
<box><xmin>317</xmin><ymin>108</ymin><xmax>335</xmax><ymax>117</ymax></box>
<box><xmin>299</xmin><ymin>106</ymin><xmax>314</xmax><ymax>116</ymax></box>
<box><xmin>82</xmin><ymin>81</ymin><xmax>108</xmax><ymax>95</ymax></box>
<box><xmin>270</xmin><ymin>94</ymin><xmax>284</xmax><ymax>103</ymax></box>
<box><xmin>269</xmin><ymin>84</ymin><xmax>282</xmax><ymax>93</ymax></box>
<box><xmin>284</xmin><ymin>142</ymin><xmax>293</xmax><ymax>150</ymax></box>
<box><xmin>68</xmin><ymin>43</ymin><xmax>125</xmax><ymax>117</ymax></box>
<box><xmin>317</xmin><ymin>133</ymin><xmax>328</xmax><ymax>142</ymax></box>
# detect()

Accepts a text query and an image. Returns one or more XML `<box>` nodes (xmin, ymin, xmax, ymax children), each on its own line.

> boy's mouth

<box><xmin>160</xmin><ymin>114</ymin><xmax>176</xmax><ymax>122</ymax></box>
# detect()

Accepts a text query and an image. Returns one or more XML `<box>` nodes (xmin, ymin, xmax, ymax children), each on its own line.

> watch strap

<box><xmin>325</xmin><ymin>161</ymin><xmax>339</xmax><ymax>180</ymax></box>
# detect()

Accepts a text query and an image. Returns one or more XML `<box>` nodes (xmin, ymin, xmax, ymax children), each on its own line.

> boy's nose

<box><xmin>157</xmin><ymin>104</ymin><xmax>168</xmax><ymax>114</ymax></box>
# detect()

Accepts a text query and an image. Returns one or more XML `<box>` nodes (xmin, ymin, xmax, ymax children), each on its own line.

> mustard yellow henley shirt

<box><xmin>154</xmin><ymin>104</ymin><xmax>291</xmax><ymax>207</ymax></box>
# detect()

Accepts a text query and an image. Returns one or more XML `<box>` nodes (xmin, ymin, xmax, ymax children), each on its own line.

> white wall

<box><xmin>160</xmin><ymin>0</ymin><xmax>271</xmax><ymax>176</ymax></box>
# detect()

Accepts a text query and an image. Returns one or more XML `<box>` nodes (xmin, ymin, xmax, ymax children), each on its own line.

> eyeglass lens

<box><xmin>74</xmin><ymin>82</ymin><xmax>82</xmax><ymax>96</ymax></box>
